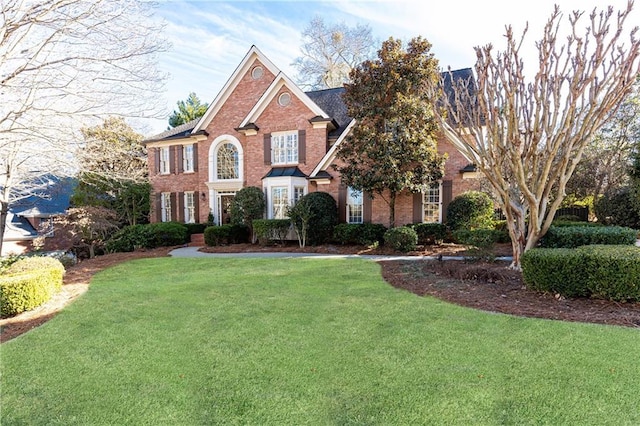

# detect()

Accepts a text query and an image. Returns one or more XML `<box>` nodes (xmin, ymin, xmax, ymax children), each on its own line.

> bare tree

<box><xmin>293</xmin><ymin>16</ymin><xmax>376</xmax><ymax>90</ymax></box>
<box><xmin>0</xmin><ymin>0</ymin><xmax>167</xmax><ymax>254</ymax></box>
<box><xmin>436</xmin><ymin>3</ymin><xmax>640</xmax><ymax>269</ymax></box>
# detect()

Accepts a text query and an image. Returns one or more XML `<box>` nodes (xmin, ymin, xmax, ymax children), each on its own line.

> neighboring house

<box><xmin>1</xmin><ymin>176</ymin><xmax>76</xmax><ymax>256</ymax></box>
<box><xmin>144</xmin><ymin>46</ymin><xmax>479</xmax><ymax>228</ymax></box>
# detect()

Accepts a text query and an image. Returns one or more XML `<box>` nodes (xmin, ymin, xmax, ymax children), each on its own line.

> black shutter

<box><xmin>170</xmin><ymin>193</ymin><xmax>177</xmax><ymax>222</ymax></box>
<box><xmin>363</xmin><ymin>192</ymin><xmax>372</xmax><ymax>223</ymax></box>
<box><xmin>177</xmin><ymin>192</ymin><xmax>184</xmax><ymax>222</ymax></box>
<box><xmin>177</xmin><ymin>146</ymin><xmax>184</xmax><ymax>173</ymax></box>
<box><xmin>194</xmin><ymin>192</ymin><xmax>200</xmax><ymax>223</ymax></box>
<box><xmin>413</xmin><ymin>192</ymin><xmax>423</xmax><ymax>223</ymax></box>
<box><xmin>264</xmin><ymin>133</ymin><xmax>271</xmax><ymax>165</ymax></box>
<box><xmin>193</xmin><ymin>144</ymin><xmax>198</xmax><ymax>172</ymax></box>
<box><xmin>338</xmin><ymin>184</ymin><xmax>347</xmax><ymax>223</ymax></box>
<box><xmin>154</xmin><ymin>149</ymin><xmax>160</xmax><ymax>175</ymax></box>
<box><xmin>442</xmin><ymin>180</ymin><xmax>453</xmax><ymax>223</ymax></box>
<box><xmin>169</xmin><ymin>146</ymin><xmax>176</xmax><ymax>174</ymax></box>
<box><xmin>298</xmin><ymin>130</ymin><xmax>306</xmax><ymax>164</ymax></box>
<box><xmin>154</xmin><ymin>193</ymin><xmax>162</xmax><ymax>222</ymax></box>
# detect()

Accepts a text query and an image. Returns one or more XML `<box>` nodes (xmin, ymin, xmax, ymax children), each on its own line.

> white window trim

<box><xmin>422</xmin><ymin>182</ymin><xmax>443</xmax><ymax>223</ymax></box>
<box><xmin>183</xmin><ymin>144</ymin><xmax>194</xmax><ymax>173</ymax></box>
<box><xmin>209</xmin><ymin>135</ymin><xmax>243</xmax><ymax>183</ymax></box>
<box><xmin>263</xmin><ymin>176</ymin><xmax>307</xmax><ymax>219</ymax></box>
<box><xmin>161</xmin><ymin>192</ymin><xmax>172</xmax><ymax>222</ymax></box>
<box><xmin>271</xmin><ymin>130</ymin><xmax>298</xmax><ymax>165</ymax></box>
<box><xmin>346</xmin><ymin>187</ymin><xmax>364</xmax><ymax>224</ymax></box>
<box><xmin>159</xmin><ymin>147</ymin><xmax>170</xmax><ymax>175</ymax></box>
<box><xmin>184</xmin><ymin>192</ymin><xmax>195</xmax><ymax>224</ymax></box>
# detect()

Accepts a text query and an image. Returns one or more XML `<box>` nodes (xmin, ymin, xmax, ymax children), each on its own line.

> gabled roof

<box><xmin>193</xmin><ymin>45</ymin><xmax>280</xmax><ymax>133</ymax></box>
<box><xmin>144</xmin><ymin>118</ymin><xmax>200</xmax><ymax>143</ymax></box>
<box><xmin>11</xmin><ymin>176</ymin><xmax>76</xmax><ymax>217</ymax></box>
<box><xmin>238</xmin><ymin>72</ymin><xmax>331</xmax><ymax>128</ymax></box>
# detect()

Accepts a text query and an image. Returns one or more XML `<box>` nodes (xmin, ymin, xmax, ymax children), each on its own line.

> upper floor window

<box><xmin>159</xmin><ymin>147</ymin><xmax>170</xmax><ymax>174</ymax></box>
<box><xmin>217</xmin><ymin>143</ymin><xmax>239</xmax><ymax>180</ymax></box>
<box><xmin>272</xmin><ymin>131</ymin><xmax>298</xmax><ymax>165</ymax></box>
<box><xmin>183</xmin><ymin>145</ymin><xmax>194</xmax><ymax>173</ymax></box>
<box><xmin>184</xmin><ymin>192</ymin><xmax>195</xmax><ymax>224</ymax></box>
<box><xmin>347</xmin><ymin>187</ymin><xmax>363</xmax><ymax>224</ymax></box>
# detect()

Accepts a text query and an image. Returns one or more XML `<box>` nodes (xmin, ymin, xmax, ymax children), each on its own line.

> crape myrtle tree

<box><xmin>168</xmin><ymin>92</ymin><xmax>209</xmax><ymax>129</ymax></box>
<box><xmin>336</xmin><ymin>37</ymin><xmax>446</xmax><ymax>228</ymax></box>
<box><xmin>0</xmin><ymin>0</ymin><xmax>167</xmax><ymax>255</ymax></box>
<box><xmin>435</xmin><ymin>3</ymin><xmax>640</xmax><ymax>269</ymax></box>
<box><xmin>293</xmin><ymin>16</ymin><xmax>376</xmax><ymax>90</ymax></box>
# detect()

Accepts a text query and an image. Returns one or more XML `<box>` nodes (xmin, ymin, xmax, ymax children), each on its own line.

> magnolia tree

<box><xmin>0</xmin><ymin>0</ymin><xmax>166</xmax><ymax>254</ymax></box>
<box><xmin>436</xmin><ymin>3</ymin><xmax>640</xmax><ymax>269</ymax></box>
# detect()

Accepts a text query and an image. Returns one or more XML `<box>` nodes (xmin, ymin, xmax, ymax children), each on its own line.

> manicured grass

<box><xmin>2</xmin><ymin>258</ymin><xmax>639</xmax><ymax>425</ymax></box>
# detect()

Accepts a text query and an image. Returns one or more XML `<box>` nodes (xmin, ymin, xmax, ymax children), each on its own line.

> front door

<box><xmin>219</xmin><ymin>194</ymin><xmax>234</xmax><ymax>224</ymax></box>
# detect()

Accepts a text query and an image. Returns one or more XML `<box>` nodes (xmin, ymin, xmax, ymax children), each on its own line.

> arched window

<box><xmin>216</xmin><ymin>143</ymin><xmax>239</xmax><ymax>180</ymax></box>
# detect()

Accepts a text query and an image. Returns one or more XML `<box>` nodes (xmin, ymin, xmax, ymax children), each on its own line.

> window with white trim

<box><xmin>272</xmin><ymin>131</ymin><xmax>298</xmax><ymax>164</ymax></box>
<box><xmin>423</xmin><ymin>182</ymin><xmax>442</xmax><ymax>223</ymax></box>
<box><xmin>183</xmin><ymin>145</ymin><xmax>194</xmax><ymax>172</ymax></box>
<box><xmin>161</xmin><ymin>192</ymin><xmax>172</xmax><ymax>222</ymax></box>
<box><xmin>216</xmin><ymin>143</ymin><xmax>239</xmax><ymax>179</ymax></box>
<box><xmin>293</xmin><ymin>186</ymin><xmax>305</xmax><ymax>205</ymax></box>
<box><xmin>184</xmin><ymin>192</ymin><xmax>195</xmax><ymax>224</ymax></box>
<box><xmin>347</xmin><ymin>187</ymin><xmax>364</xmax><ymax>224</ymax></box>
<box><xmin>159</xmin><ymin>147</ymin><xmax>170</xmax><ymax>174</ymax></box>
<box><xmin>271</xmin><ymin>187</ymin><xmax>288</xmax><ymax>219</ymax></box>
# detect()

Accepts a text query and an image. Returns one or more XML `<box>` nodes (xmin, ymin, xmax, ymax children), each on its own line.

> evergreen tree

<box><xmin>168</xmin><ymin>92</ymin><xmax>209</xmax><ymax>128</ymax></box>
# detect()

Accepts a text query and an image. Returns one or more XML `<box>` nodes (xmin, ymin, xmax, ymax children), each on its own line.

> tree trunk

<box><xmin>0</xmin><ymin>201</ymin><xmax>8</xmax><ymax>256</ymax></box>
<box><xmin>389</xmin><ymin>192</ymin><xmax>396</xmax><ymax>228</ymax></box>
<box><xmin>504</xmin><ymin>202</ymin><xmax>527</xmax><ymax>271</ymax></box>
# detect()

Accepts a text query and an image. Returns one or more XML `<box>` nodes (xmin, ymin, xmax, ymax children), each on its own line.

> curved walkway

<box><xmin>169</xmin><ymin>246</ymin><xmax>513</xmax><ymax>262</ymax></box>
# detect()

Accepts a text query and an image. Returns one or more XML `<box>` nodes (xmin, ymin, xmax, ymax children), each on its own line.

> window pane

<box><xmin>272</xmin><ymin>187</ymin><xmax>288</xmax><ymax>219</ymax></box>
<box><xmin>423</xmin><ymin>183</ymin><xmax>441</xmax><ymax>223</ymax></box>
<box><xmin>184</xmin><ymin>192</ymin><xmax>195</xmax><ymax>223</ymax></box>
<box><xmin>217</xmin><ymin>143</ymin><xmax>238</xmax><ymax>179</ymax></box>
<box><xmin>272</xmin><ymin>132</ymin><xmax>298</xmax><ymax>164</ymax></box>
<box><xmin>347</xmin><ymin>187</ymin><xmax>364</xmax><ymax>224</ymax></box>
<box><xmin>183</xmin><ymin>145</ymin><xmax>194</xmax><ymax>172</ymax></box>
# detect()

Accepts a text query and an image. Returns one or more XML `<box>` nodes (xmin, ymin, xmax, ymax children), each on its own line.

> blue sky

<box><xmin>145</xmin><ymin>0</ymin><xmax>639</xmax><ymax>135</ymax></box>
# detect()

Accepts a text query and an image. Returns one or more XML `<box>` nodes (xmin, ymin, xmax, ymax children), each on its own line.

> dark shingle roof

<box><xmin>305</xmin><ymin>87</ymin><xmax>351</xmax><ymax>139</ymax></box>
<box><xmin>263</xmin><ymin>167</ymin><xmax>308</xmax><ymax>178</ymax></box>
<box><xmin>145</xmin><ymin>118</ymin><xmax>200</xmax><ymax>143</ymax></box>
<box><xmin>11</xmin><ymin>176</ymin><xmax>76</xmax><ymax>217</ymax></box>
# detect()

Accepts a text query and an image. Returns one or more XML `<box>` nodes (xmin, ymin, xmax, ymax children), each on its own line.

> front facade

<box><xmin>145</xmin><ymin>46</ymin><xmax>479</xmax><ymax>228</ymax></box>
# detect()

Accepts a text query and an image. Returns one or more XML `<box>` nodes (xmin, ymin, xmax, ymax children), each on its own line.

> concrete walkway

<box><xmin>169</xmin><ymin>246</ymin><xmax>513</xmax><ymax>262</ymax></box>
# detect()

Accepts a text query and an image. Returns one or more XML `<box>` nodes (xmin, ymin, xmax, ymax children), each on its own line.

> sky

<box><xmin>144</xmin><ymin>0</ymin><xmax>640</xmax><ymax>135</ymax></box>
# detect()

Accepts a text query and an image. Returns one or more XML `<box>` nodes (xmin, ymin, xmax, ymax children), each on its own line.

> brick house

<box><xmin>144</xmin><ymin>46</ymin><xmax>479</xmax><ymax>228</ymax></box>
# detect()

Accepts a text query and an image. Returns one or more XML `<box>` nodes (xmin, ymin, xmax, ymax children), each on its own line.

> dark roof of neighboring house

<box><xmin>3</xmin><ymin>213</ymin><xmax>38</xmax><ymax>240</ymax></box>
<box><xmin>144</xmin><ymin>118</ymin><xmax>200</xmax><ymax>143</ymax></box>
<box><xmin>440</xmin><ymin>68</ymin><xmax>476</xmax><ymax>123</ymax></box>
<box><xmin>305</xmin><ymin>87</ymin><xmax>351</xmax><ymax>139</ymax></box>
<box><xmin>263</xmin><ymin>167</ymin><xmax>307</xmax><ymax>178</ymax></box>
<box><xmin>11</xmin><ymin>176</ymin><xmax>76</xmax><ymax>217</ymax></box>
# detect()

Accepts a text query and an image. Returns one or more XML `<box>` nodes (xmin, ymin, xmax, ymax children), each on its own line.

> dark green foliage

<box><xmin>230</xmin><ymin>187</ymin><xmax>266</xmax><ymax>226</ymax></box>
<box><xmin>595</xmin><ymin>187</ymin><xmax>640</xmax><ymax>229</ymax></box>
<box><xmin>203</xmin><ymin>225</ymin><xmax>249</xmax><ymax>246</ymax></box>
<box><xmin>290</xmin><ymin>192</ymin><xmax>338</xmax><ymax>245</ymax></box>
<box><xmin>168</xmin><ymin>92</ymin><xmax>208</xmax><ymax>128</ymax></box>
<box><xmin>550</xmin><ymin>220</ymin><xmax>603</xmax><ymax>227</ymax></box>
<box><xmin>453</xmin><ymin>229</ymin><xmax>503</xmax><ymax>247</ymax></box>
<box><xmin>383</xmin><ymin>227</ymin><xmax>418</xmax><ymax>252</ymax></box>
<box><xmin>446</xmin><ymin>191</ymin><xmax>494</xmax><ymax>231</ymax></box>
<box><xmin>332</xmin><ymin>223</ymin><xmax>387</xmax><ymax>246</ymax></box>
<box><xmin>105</xmin><ymin>222</ymin><xmax>188</xmax><ymax>252</ymax></box>
<box><xmin>1</xmin><ymin>257</ymin><xmax>65</xmax><ymax>317</ymax></box>
<box><xmin>252</xmin><ymin>219</ymin><xmax>292</xmax><ymax>245</ymax></box>
<box><xmin>522</xmin><ymin>246</ymin><xmax>640</xmax><ymax>301</ymax></box>
<box><xmin>145</xmin><ymin>222</ymin><xmax>188</xmax><ymax>247</ymax></box>
<box><xmin>412</xmin><ymin>223</ymin><xmax>447</xmax><ymax>245</ymax></box>
<box><xmin>183</xmin><ymin>223</ymin><xmax>207</xmax><ymax>237</ymax></box>
<box><xmin>539</xmin><ymin>225</ymin><xmax>636</xmax><ymax>248</ymax></box>
<box><xmin>554</xmin><ymin>215</ymin><xmax>583</xmax><ymax>222</ymax></box>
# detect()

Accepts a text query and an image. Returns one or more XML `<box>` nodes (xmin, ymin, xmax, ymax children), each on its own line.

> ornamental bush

<box><xmin>230</xmin><ymin>186</ymin><xmax>266</xmax><ymax>243</ymax></box>
<box><xmin>446</xmin><ymin>191</ymin><xmax>494</xmax><ymax>231</ymax></box>
<box><xmin>204</xmin><ymin>224</ymin><xmax>249</xmax><ymax>246</ymax></box>
<box><xmin>332</xmin><ymin>223</ymin><xmax>387</xmax><ymax>246</ymax></box>
<box><xmin>522</xmin><ymin>245</ymin><xmax>640</xmax><ymax>301</ymax></box>
<box><xmin>1</xmin><ymin>257</ymin><xmax>65</xmax><ymax>317</ymax></box>
<box><xmin>252</xmin><ymin>219</ymin><xmax>291</xmax><ymax>245</ymax></box>
<box><xmin>105</xmin><ymin>224</ymin><xmax>152</xmax><ymax>252</ymax></box>
<box><xmin>412</xmin><ymin>223</ymin><xmax>447</xmax><ymax>245</ymax></box>
<box><xmin>383</xmin><ymin>227</ymin><xmax>418</xmax><ymax>252</ymax></box>
<box><xmin>291</xmin><ymin>192</ymin><xmax>338</xmax><ymax>245</ymax></box>
<box><xmin>146</xmin><ymin>222</ymin><xmax>189</xmax><ymax>247</ymax></box>
<box><xmin>539</xmin><ymin>225</ymin><xmax>636</xmax><ymax>248</ymax></box>
<box><xmin>595</xmin><ymin>186</ymin><xmax>640</xmax><ymax>229</ymax></box>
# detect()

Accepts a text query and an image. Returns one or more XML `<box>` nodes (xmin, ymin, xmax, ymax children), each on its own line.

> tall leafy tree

<box><xmin>293</xmin><ymin>16</ymin><xmax>376</xmax><ymax>90</ymax></box>
<box><xmin>73</xmin><ymin>117</ymin><xmax>150</xmax><ymax>226</ymax></box>
<box><xmin>168</xmin><ymin>92</ymin><xmax>209</xmax><ymax>128</ymax></box>
<box><xmin>435</xmin><ymin>4</ymin><xmax>640</xmax><ymax>269</ymax></box>
<box><xmin>335</xmin><ymin>37</ymin><xmax>446</xmax><ymax>228</ymax></box>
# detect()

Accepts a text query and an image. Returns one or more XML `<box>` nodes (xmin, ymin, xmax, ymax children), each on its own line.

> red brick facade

<box><xmin>146</xmin><ymin>46</ymin><xmax>479</xmax><ymax>228</ymax></box>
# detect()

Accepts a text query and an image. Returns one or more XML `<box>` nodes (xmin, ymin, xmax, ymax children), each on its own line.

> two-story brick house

<box><xmin>144</xmin><ymin>46</ymin><xmax>479</xmax><ymax>228</ymax></box>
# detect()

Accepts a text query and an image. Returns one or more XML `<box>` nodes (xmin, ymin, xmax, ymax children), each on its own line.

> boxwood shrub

<box><xmin>146</xmin><ymin>222</ymin><xmax>189</xmax><ymax>247</ymax></box>
<box><xmin>383</xmin><ymin>227</ymin><xmax>418</xmax><ymax>252</ymax></box>
<box><xmin>332</xmin><ymin>223</ymin><xmax>387</xmax><ymax>246</ymax></box>
<box><xmin>1</xmin><ymin>257</ymin><xmax>65</xmax><ymax>317</ymax></box>
<box><xmin>183</xmin><ymin>223</ymin><xmax>208</xmax><ymax>237</ymax></box>
<box><xmin>204</xmin><ymin>224</ymin><xmax>249</xmax><ymax>246</ymax></box>
<box><xmin>252</xmin><ymin>219</ymin><xmax>291</xmax><ymax>245</ymax></box>
<box><xmin>446</xmin><ymin>191</ymin><xmax>495</xmax><ymax>231</ymax></box>
<box><xmin>522</xmin><ymin>245</ymin><xmax>640</xmax><ymax>301</ymax></box>
<box><xmin>539</xmin><ymin>225</ymin><xmax>636</xmax><ymax>248</ymax></box>
<box><xmin>105</xmin><ymin>224</ymin><xmax>153</xmax><ymax>252</ymax></box>
<box><xmin>412</xmin><ymin>223</ymin><xmax>447</xmax><ymax>245</ymax></box>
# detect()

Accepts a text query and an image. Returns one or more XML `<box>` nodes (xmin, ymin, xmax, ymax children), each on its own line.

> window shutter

<box><xmin>298</xmin><ymin>130</ymin><xmax>306</xmax><ymax>164</ymax></box>
<box><xmin>169</xmin><ymin>146</ymin><xmax>176</xmax><ymax>174</ymax></box>
<box><xmin>442</xmin><ymin>180</ymin><xmax>453</xmax><ymax>223</ymax></box>
<box><xmin>363</xmin><ymin>192</ymin><xmax>372</xmax><ymax>223</ymax></box>
<box><xmin>177</xmin><ymin>192</ymin><xmax>184</xmax><ymax>222</ymax></box>
<box><xmin>194</xmin><ymin>192</ymin><xmax>200</xmax><ymax>223</ymax></box>
<box><xmin>413</xmin><ymin>192</ymin><xmax>423</xmax><ymax>223</ymax></box>
<box><xmin>177</xmin><ymin>146</ymin><xmax>184</xmax><ymax>173</ymax></box>
<box><xmin>154</xmin><ymin>193</ymin><xmax>162</xmax><ymax>222</ymax></box>
<box><xmin>338</xmin><ymin>184</ymin><xmax>347</xmax><ymax>223</ymax></box>
<box><xmin>263</xmin><ymin>133</ymin><xmax>271</xmax><ymax>165</ymax></box>
<box><xmin>170</xmin><ymin>193</ymin><xmax>177</xmax><ymax>221</ymax></box>
<box><xmin>154</xmin><ymin>149</ymin><xmax>160</xmax><ymax>175</ymax></box>
<box><xmin>193</xmin><ymin>144</ymin><xmax>198</xmax><ymax>172</ymax></box>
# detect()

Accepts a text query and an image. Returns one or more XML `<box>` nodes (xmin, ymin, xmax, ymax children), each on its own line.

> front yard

<box><xmin>2</xmin><ymin>257</ymin><xmax>639</xmax><ymax>424</ymax></box>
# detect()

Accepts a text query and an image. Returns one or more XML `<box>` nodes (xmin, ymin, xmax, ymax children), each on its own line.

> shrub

<box><xmin>252</xmin><ymin>219</ymin><xmax>291</xmax><ymax>245</ymax></box>
<box><xmin>230</xmin><ymin>187</ymin><xmax>266</xmax><ymax>243</ymax></box>
<box><xmin>550</xmin><ymin>220</ymin><xmax>603</xmax><ymax>228</ymax></box>
<box><xmin>333</xmin><ymin>223</ymin><xmax>387</xmax><ymax>246</ymax></box>
<box><xmin>384</xmin><ymin>227</ymin><xmax>418</xmax><ymax>252</ymax></box>
<box><xmin>446</xmin><ymin>191</ymin><xmax>494</xmax><ymax>231</ymax></box>
<box><xmin>204</xmin><ymin>224</ymin><xmax>250</xmax><ymax>246</ymax></box>
<box><xmin>522</xmin><ymin>246</ymin><xmax>640</xmax><ymax>301</ymax></box>
<box><xmin>412</xmin><ymin>223</ymin><xmax>447</xmax><ymax>245</ymax></box>
<box><xmin>554</xmin><ymin>214</ymin><xmax>583</xmax><ymax>222</ymax></box>
<box><xmin>452</xmin><ymin>229</ymin><xmax>505</xmax><ymax>261</ymax></box>
<box><xmin>290</xmin><ymin>192</ymin><xmax>338</xmax><ymax>245</ymax></box>
<box><xmin>105</xmin><ymin>224</ymin><xmax>153</xmax><ymax>252</ymax></box>
<box><xmin>1</xmin><ymin>257</ymin><xmax>65</xmax><ymax>317</ymax></box>
<box><xmin>595</xmin><ymin>187</ymin><xmax>640</xmax><ymax>229</ymax></box>
<box><xmin>183</xmin><ymin>223</ymin><xmax>208</xmax><ymax>237</ymax></box>
<box><xmin>146</xmin><ymin>222</ymin><xmax>188</xmax><ymax>247</ymax></box>
<box><xmin>539</xmin><ymin>225</ymin><xmax>636</xmax><ymax>248</ymax></box>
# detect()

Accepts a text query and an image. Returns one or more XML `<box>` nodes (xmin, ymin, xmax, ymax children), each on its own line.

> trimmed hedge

<box><xmin>522</xmin><ymin>245</ymin><xmax>640</xmax><ymax>301</ymax></box>
<box><xmin>384</xmin><ymin>227</ymin><xmax>418</xmax><ymax>252</ymax></box>
<box><xmin>412</xmin><ymin>223</ymin><xmax>447</xmax><ymax>245</ymax></box>
<box><xmin>203</xmin><ymin>224</ymin><xmax>249</xmax><ymax>246</ymax></box>
<box><xmin>183</xmin><ymin>223</ymin><xmax>208</xmax><ymax>237</ymax></box>
<box><xmin>1</xmin><ymin>257</ymin><xmax>65</xmax><ymax>317</ymax></box>
<box><xmin>539</xmin><ymin>225</ymin><xmax>636</xmax><ymax>248</ymax></box>
<box><xmin>252</xmin><ymin>219</ymin><xmax>291</xmax><ymax>245</ymax></box>
<box><xmin>446</xmin><ymin>191</ymin><xmax>494</xmax><ymax>231</ymax></box>
<box><xmin>332</xmin><ymin>223</ymin><xmax>387</xmax><ymax>246</ymax></box>
<box><xmin>106</xmin><ymin>222</ymin><xmax>189</xmax><ymax>252</ymax></box>
<box><xmin>453</xmin><ymin>229</ymin><xmax>505</xmax><ymax>248</ymax></box>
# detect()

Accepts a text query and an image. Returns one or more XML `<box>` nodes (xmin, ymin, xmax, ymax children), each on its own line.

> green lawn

<box><xmin>2</xmin><ymin>258</ymin><xmax>639</xmax><ymax>425</ymax></box>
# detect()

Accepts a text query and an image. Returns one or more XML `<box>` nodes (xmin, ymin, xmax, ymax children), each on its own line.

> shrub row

<box><xmin>522</xmin><ymin>245</ymin><xmax>640</xmax><ymax>301</ymax></box>
<box><xmin>539</xmin><ymin>225</ymin><xmax>636</xmax><ymax>248</ymax></box>
<box><xmin>384</xmin><ymin>227</ymin><xmax>418</xmax><ymax>252</ymax></box>
<box><xmin>105</xmin><ymin>222</ymin><xmax>188</xmax><ymax>252</ymax></box>
<box><xmin>252</xmin><ymin>219</ymin><xmax>291</xmax><ymax>245</ymax></box>
<box><xmin>332</xmin><ymin>223</ymin><xmax>387</xmax><ymax>246</ymax></box>
<box><xmin>203</xmin><ymin>224</ymin><xmax>249</xmax><ymax>246</ymax></box>
<box><xmin>411</xmin><ymin>223</ymin><xmax>447</xmax><ymax>245</ymax></box>
<box><xmin>0</xmin><ymin>257</ymin><xmax>65</xmax><ymax>317</ymax></box>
